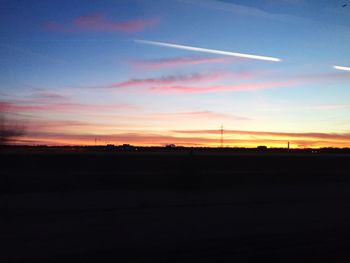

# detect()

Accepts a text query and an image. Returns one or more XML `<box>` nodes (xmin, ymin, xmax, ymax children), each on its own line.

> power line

<box><xmin>220</xmin><ymin>124</ymin><xmax>224</xmax><ymax>148</ymax></box>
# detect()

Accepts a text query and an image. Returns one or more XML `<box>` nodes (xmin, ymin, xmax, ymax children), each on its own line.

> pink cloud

<box><xmin>4</xmin><ymin>119</ymin><xmax>90</xmax><ymax>132</ymax></box>
<box><xmin>1</xmin><ymin>102</ymin><xmax>49</xmax><ymax>112</ymax></box>
<box><xmin>33</xmin><ymin>91</ymin><xmax>68</xmax><ymax>102</ymax></box>
<box><xmin>111</xmin><ymin>72</ymin><xmax>225</xmax><ymax>89</ymax></box>
<box><xmin>44</xmin><ymin>21</ymin><xmax>63</xmax><ymax>31</ymax></box>
<box><xmin>262</xmin><ymin>103</ymin><xmax>350</xmax><ymax>112</ymax></box>
<box><xmin>0</xmin><ymin>101</ymin><xmax>134</xmax><ymax>113</ymax></box>
<box><xmin>45</xmin><ymin>13</ymin><xmax>158</xmax><ymax>33</ymax></box>
<box><xmin>148</xmin><ymin>81</ymin><xmax>291</xmax><ymax>94</ymax></box>
<box><xmin>275</xmin><ymin>71</ymin><xmax>350</xmax><ymax>85</ymax></box>
<box><xmin>147</xmin><ymin>111</ymin><xmax>251</xmax><ymax>121</ymax></box>
<box><xmin>27</xmin><ymin>120</ymin><xmax>89</xmax><ymax>129</ymax></box>
<box><xmin>130</xmin><ymin>56</ymin><xmax>231</xmax><ymax>69</ymax></box>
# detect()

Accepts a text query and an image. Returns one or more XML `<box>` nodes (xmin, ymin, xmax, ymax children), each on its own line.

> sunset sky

<box><xmin>1</xmin><ymin>0</ymin><xmax>350</xmax><ymax>147</ymax></box>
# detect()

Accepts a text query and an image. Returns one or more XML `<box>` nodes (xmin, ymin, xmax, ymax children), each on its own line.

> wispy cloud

<box><xmin>32</xmin><ymin>91</ymin><xmax>68</xmax><ymax>102</ymax></box>
<box><xmin>261</xmin><ymin>103</ymin><xmax>350</xmax><ymax>112</ymax></box>
<box><xmin>6</xmin><ymin>119</ymin><xmax>90</xmax><ymax>131</ymax></box>
<box><xmin>45</xmin><ymin>67</ymin><xmax>346</xmax><ymax>97</ymax></box>
<box><xmin>180</xmin><ymin>0</ymin><xmax>350</xmax><ymax>29</ymax></box>
<box><xmin>290</xmin><ymin>71</ymin><xmax>350</xmax><ymax>83</ymax></box>
<box><xmin>179</xmin><ymin>0</ymin><xmax>276</xmax><ymax>19</ymax></box>
<box><xmin>130</xmin><ymin>56</ymin><xmax>231</xmax><ymax>69</ymax></box>
<box><xmin>178</xmin><ymin>0</ymin><xmax>307</xmax><ymax>23</ymax></box>
<box><xmin>147</xmin><ymin>111</ymin><xmax>251</xmax><ymax>121</ymax></box>
<box><xmin>148</xmin><ymin>81</ymin><xmax>291</xmax><ymax>94</ymax></box>
<box><xmin>111</xmin><ymin>68</ymin><xmax>349</xmax><ymax>94</ymax></box>
<box><xmin>45</xmin><ymin>13</ymin><xmax>159</xmax><ymax>33</ymax></box>
<box><xmin>0</xmin><ymin>100</ymin><xmax>134</xmax><ymax>113</ymax></box>
<box><xmin>0</xmin><ymin>88</ymin><xmax>137</xmax><ymax>114</ymax></box>
<box><xmin>111</xmin><ymin>72</ymin><xmax>225</xmax><ymax>89</ymax></box>
<box><xmin>108</xmin><ymin>70</ymin><xmax>271</xmax><ymax>93</ymax></box>
<box><xmin>135</xmin><ymin>40</ymin><xmax>282</xmax><ymax>62</ymax></box>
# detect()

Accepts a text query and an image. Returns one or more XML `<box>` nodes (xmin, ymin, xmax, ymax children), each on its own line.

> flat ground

<box><xmin>1</xmin><ymin>151</ymin><xmax>350</xmax><ymax>262</ymax></box>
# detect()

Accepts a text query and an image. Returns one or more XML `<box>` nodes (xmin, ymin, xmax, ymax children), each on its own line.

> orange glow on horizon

<box><xmin>15</xmin><ymin>133</ymin><xmax>350</xmax><ymax>149</ymax></box>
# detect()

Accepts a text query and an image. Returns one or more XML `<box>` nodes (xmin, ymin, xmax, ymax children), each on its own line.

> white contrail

<box><xmin>333</xmin><ymin>65</ymin><xmax>350</xmax><ymax>72</ymax></box>
<box><xmin>135</xmin><ymin>39</ymin><xmax>281</xmax><ymax>62</ymax></box>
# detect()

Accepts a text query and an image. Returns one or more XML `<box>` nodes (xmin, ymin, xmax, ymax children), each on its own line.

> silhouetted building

<box><xmin>119</xmin><ymin>144</ymin><xmax>135</xmax><ymax>151</ymax></box>
<box><xmin>106</xmin><ymin>144</ymin><xmax>115</xmax><ymax>150</ymax></box>
<box><xmin>257</xmin><ymin>145</ymin><xmax>268</xmax><ymax>150</ymax></box>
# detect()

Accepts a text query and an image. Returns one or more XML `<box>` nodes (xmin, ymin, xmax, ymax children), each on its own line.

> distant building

<box><xmin>257</xmin><ymin>145</ymin><xmax>268</xmax><ymax>150</ymax></box>
<box><xmin>106</xmin><ymin>144</ymin><xmax>115</xmax><ymax>150</ymax></box>
<box><xmin>119</xmin><ymin>144</ymin><xmax>134</xmax><ymax>151</ymax></box>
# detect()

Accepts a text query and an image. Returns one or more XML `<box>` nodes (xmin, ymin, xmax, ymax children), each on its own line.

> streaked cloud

<box><xmin>148</xmin><ymin>81</ymin><xmax>291</xmax><ymax>94</ymax></box>
<box><xmin>135</xmin><ymin>40</ymin><xmax>282</xmax><ymax>62</ymax></box>
<box><xmin>179</xmin><ymin>0</ymin><xmax>284</xmax><ymax>20</ymax></box>
<box><xmin>45</xmin><ymin>13</ymin><xmax>158</xmax><ymax>33</ymax></box>
<box><xmin>147</xmin><ymin>111</ymin><xmax>251</xmax><ymax>121</ymax></box>
<box><xmin>261</xmin><ymin>103</ymin><xmax>350</xmax><ymax>112</ymax></box>
<box><xmin>32</xmin><ymin>91</ymin><xmax>68</xmax><ymax>102</ymax></box>
<box><xmin>111</xmin><ymin>72</ymin><xmax>225</xmax><ymax>89</ymax></box>
<box><xmin>0</xmin><ymin>100</ymin><xmax>134</xmax><ymax>113</ymax></box>
<box><xmin>296</xmin><ymin>71</ymin><xmax>350</xmax><ymax>82</ymax></box>
<box><xmin>178</xmin><ymin>0</ymin><xmax>318</xmax><ymax>25</ymax></box>
<box><xmin>12</xmin><ymin>119</ymin><xmax>91</xmax><ymax>131</ymax></box>
<box><xmin>130</xmin><ymin>56</ymin><xmax>230</xmax><ymax>69</ymax></box>
<box><xmin>108</xmin><ymin>71</ymin><xmax>285</xmax><ymax>94</ymax></box>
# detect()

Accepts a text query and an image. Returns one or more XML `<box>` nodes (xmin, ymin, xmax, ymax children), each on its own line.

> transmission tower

<box><xmin>220</xmin><ymin>124</ymin><xmax>224</xmax><ymax>148</ymax></box>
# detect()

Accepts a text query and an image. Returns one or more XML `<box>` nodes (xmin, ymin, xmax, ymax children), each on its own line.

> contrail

<box><xmin>333</xmin><ymin>65</ymin><xmax>350</xmax><ymax>72</ymax></box>
<box><xmin>135</xmin><ymin>39</ymin><xmax>281</xmax><ymax>62</ymax></box>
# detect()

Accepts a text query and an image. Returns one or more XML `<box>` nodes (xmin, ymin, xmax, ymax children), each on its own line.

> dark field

<box><xmin>1</xmin><ymin>150</ymin><xmax>350</xmax><ymax>262</ymax></box>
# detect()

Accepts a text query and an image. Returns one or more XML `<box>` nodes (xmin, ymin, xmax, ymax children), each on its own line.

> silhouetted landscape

<box><xmin>2</xmin><ymin>146</ymin><xmax>350</xmax><ymax>262</ymax></box>
<box><xmin>1</xmin><ymin>0</ymin><xmax>350</xmax><ymax>262</ymax></box>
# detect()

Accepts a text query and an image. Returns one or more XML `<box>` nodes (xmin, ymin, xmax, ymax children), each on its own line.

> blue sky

<box><xmin>0</xmin><ymin>0</ymin><xmax>349</xmax><ymax>147</ymax></box>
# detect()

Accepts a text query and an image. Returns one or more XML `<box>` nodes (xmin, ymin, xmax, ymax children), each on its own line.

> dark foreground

<box><xmin>1</xmin><ymin>151</ymin><xmax>350</xmax><ymax>262</ymax></box>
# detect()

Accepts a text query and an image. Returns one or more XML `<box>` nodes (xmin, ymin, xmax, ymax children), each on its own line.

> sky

<box><xmin>0</xmin><ymin>0</ymin><xmax>350</xmax><ymax>148</ymax></box>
